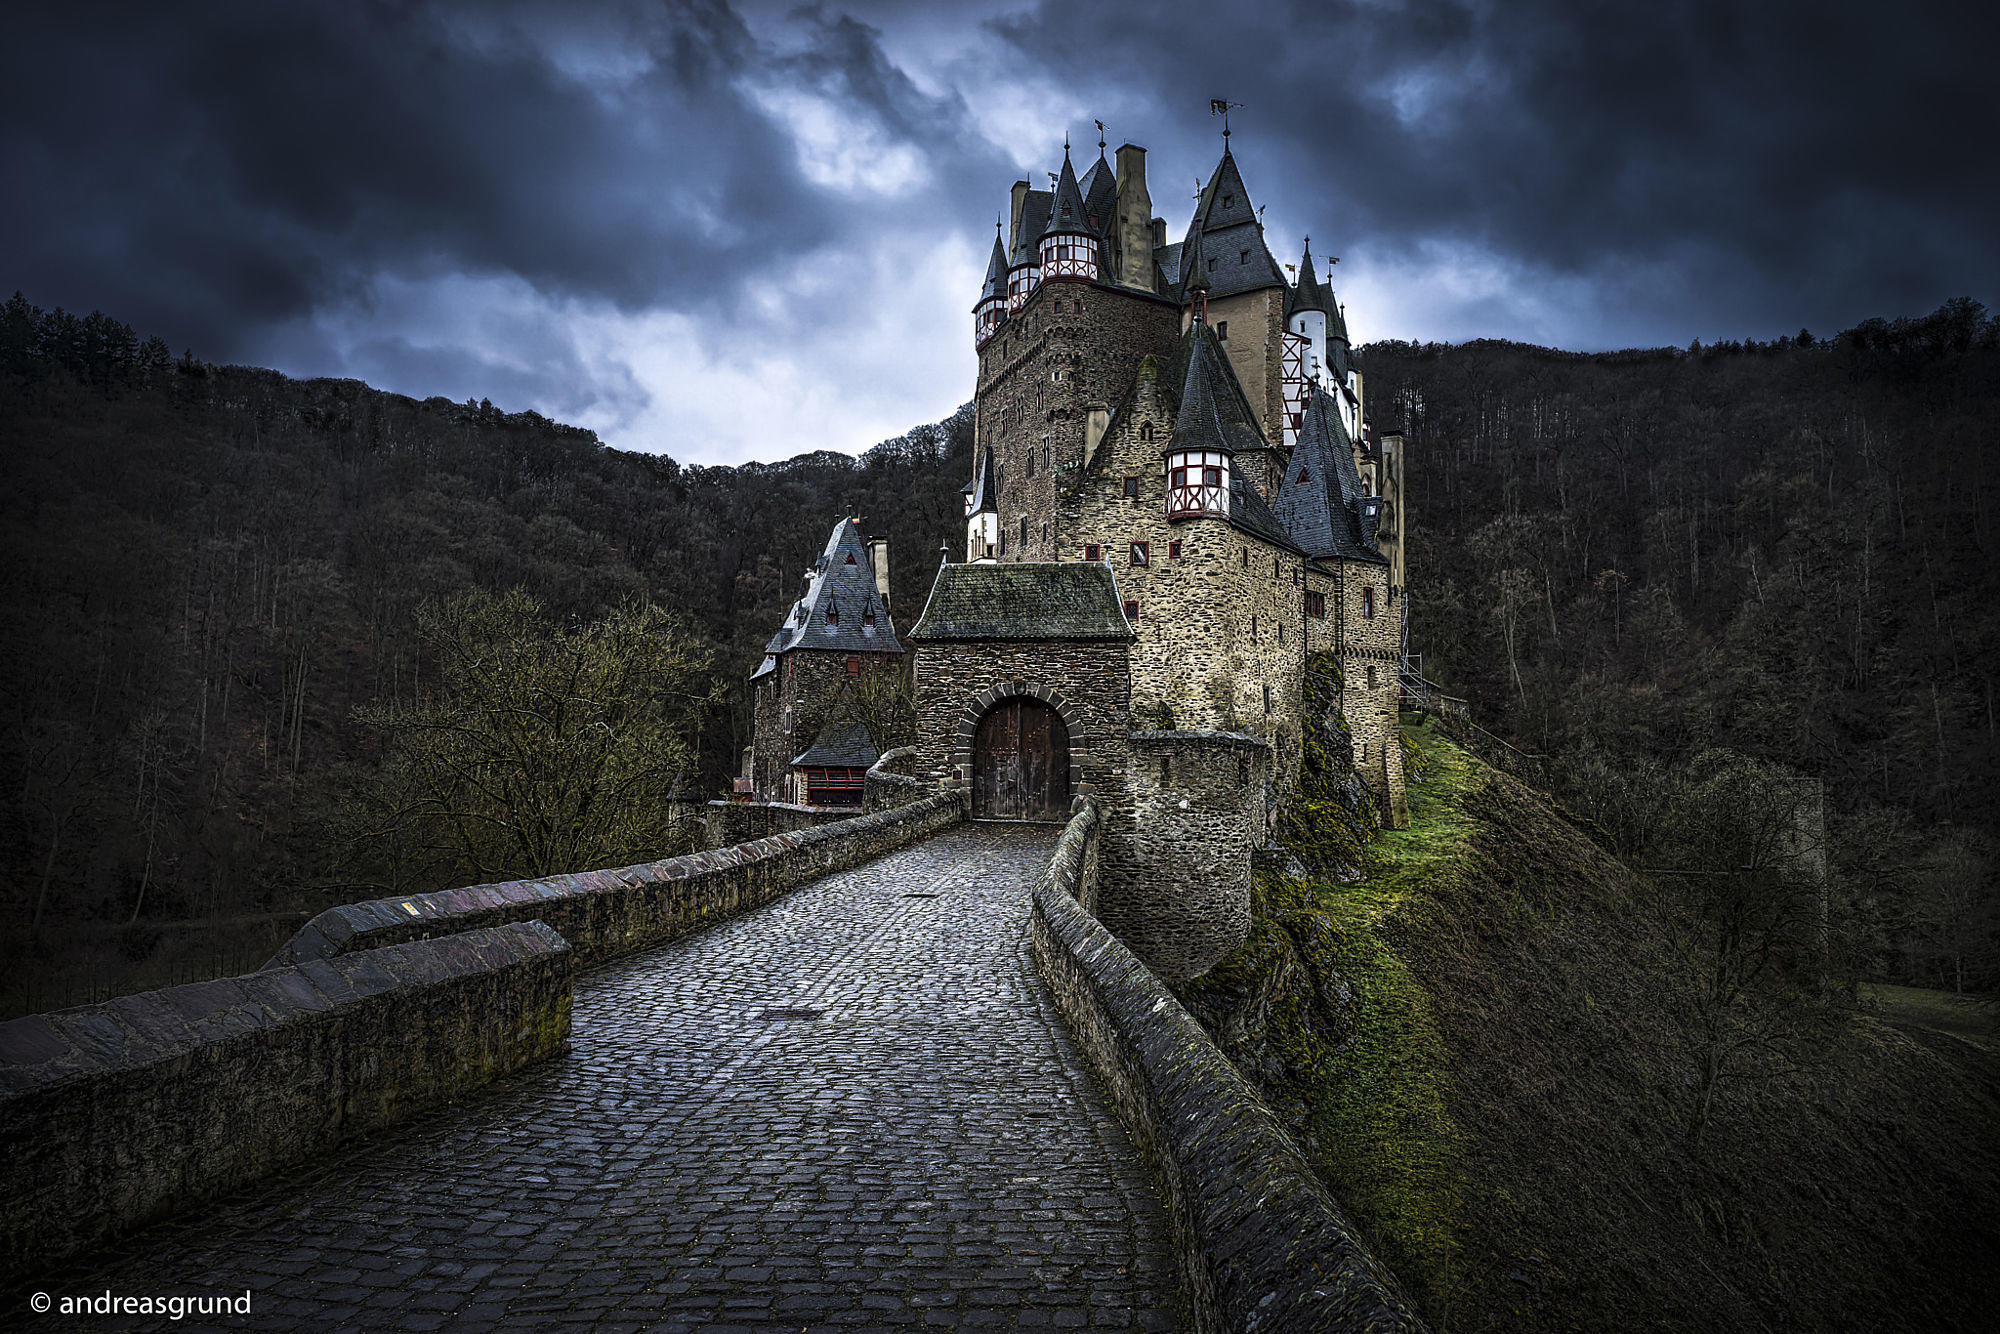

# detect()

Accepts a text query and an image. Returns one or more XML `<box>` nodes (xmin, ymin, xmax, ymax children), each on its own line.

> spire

<box><xmin>1168</xmin><ymin>324</ymin><xmax>1265</xmax><ymax>459</ymax></box>
<box><xmin>1271</xmin><ymin>382</ymin><xmax>1384</xmax><ymax>564</ymax></box>
<box><xmin>979</xmin><ymin>221</ymin><xmax>1007</xmax><ymax>303</ymax></box>
<box><xmin>1046</xmin><ymin>147</ymin><xmax>1091</xmax><ymax>236</ymax></box>
<box><xmin>1285</xmin><ymin>237</ymin><xmax>1333</xmax><ymax>321</ymax></box>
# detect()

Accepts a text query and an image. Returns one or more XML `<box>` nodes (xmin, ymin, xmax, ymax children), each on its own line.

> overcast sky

<box><xmin>5</xmin><ymin>0</ymin><xmax>1995</xmax><ymax>464</ymax></box>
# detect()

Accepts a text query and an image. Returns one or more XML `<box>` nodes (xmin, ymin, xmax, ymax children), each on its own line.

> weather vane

<box><xmin>1209</xmin><ymin>98</ymin><xmax>1245</xmax><ymax>141</ymax></box>
<box><xmin>1094</xmin><ymin>119</ymin><xmax>1106</xmax><ymax>152</ymax></box>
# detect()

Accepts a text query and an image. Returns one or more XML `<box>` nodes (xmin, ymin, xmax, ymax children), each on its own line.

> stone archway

<box><xmin>951</xmin><ymin>683</ymin><xmax>1088</xmax><ymax>821</ymax></box>
<box><xmin>971</xmin><ymin>696</ymin><xmax>1071</xmax><ymax>820</ymax></box>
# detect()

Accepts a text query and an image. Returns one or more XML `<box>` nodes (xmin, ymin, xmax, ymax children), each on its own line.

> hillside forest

<box><xmin>0</xmin><ymin>292</ymin><xmax>1994</xmax><ymax>1019</ymax></box>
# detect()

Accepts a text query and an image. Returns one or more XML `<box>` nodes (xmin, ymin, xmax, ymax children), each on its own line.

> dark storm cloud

<box><xmin>986</xmin><ymin>0</ymin><xmax>1998</xmax><ymax>341</ymax></box>
<box><xmin>0</xmin><ymin>0</ymin><xmax>1001</xmax><ymax>362</ymax></box>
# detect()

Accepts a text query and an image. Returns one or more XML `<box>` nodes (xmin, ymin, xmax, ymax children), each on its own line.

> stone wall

<box><xmin>863</xmin><ymin>745</ymin><xmax>923</xmax><ymax>812</ymax></box>
<box><xmin>1058</xmin><ymin>392</ymin><xmax>1308</xmax><ymax>789</ymax></box>
<box><xmin>703</xmin><ymin>799</ymin><xmax>855</xmax><ymax>849</ymax></box>
<box><xmin>975</xmin><ymin>277</ymin><xmax>1180</xmax><ymax>563</ymax></box>
<box><xmin>749</xmin><ymin>648</ymin><xmax>901</xmax><ymax>802</ymax></box>
<box><xmin>1102</xmin><ymin>731</ymin><xmax>1267</xmax><ymax>981</ymax></box>
<box><xmin>269</xmin><ymin>796</ymin><xmax>964</xmax><ymax>969</ymax></box>
<box><xmin>0</xmin><ymin>922</ymin><xmax>571</xmax><ymax>1273</ymax></box>
<box><xmin>910</xmin><ymin>639</ymin><xmax>1133</xmax><ymax>812</ymax></box>
<box><xmin>1031</xmin><ymin>802</ymin><xmax>1427</xmax><ymax>1333</ymax></box>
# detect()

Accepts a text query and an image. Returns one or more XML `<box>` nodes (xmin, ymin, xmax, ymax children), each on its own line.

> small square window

<box><xmin>1168</xmin><ymin>541</ymin><xmax>1182</xmax><ymax>559</ymax></box>
<box><xmin>1085</xmin><ymin>543</ymin><xmax>1101</xmax><ymax>561</ymax></box>
<box><xmin>1217</xmin><ymin>320</ymin><xmax>1229</xmax><ymax>341</ymax></box>
<box><xmin>1123</xmin><ymin>476</ymin><xmax>1140</xmax><ymax>498</ymax></box>
<box><xmin>1130</xmin><ymin>542</ymin><xmax>1149</xmax><ymax>567</ymax></box>
<box><xmin>1124</xmin><ymin>600</ymin><xmax>1140</xmax><ymax>621</ymax></box>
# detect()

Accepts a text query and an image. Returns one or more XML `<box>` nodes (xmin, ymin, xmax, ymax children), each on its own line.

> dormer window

<box><xmin>845</xmin><ymin>553</ymin><xmax>857</xmax><ymax>564</ymax></box>
<box><xmin>826</xmin><ymin>605</ymin><xmax>838</xmax><ymax>625</ymax></box>
<box><xmin>864</xmin><ymin>608</ymin><xmax>875</xmax><ymax>627</ymax></box>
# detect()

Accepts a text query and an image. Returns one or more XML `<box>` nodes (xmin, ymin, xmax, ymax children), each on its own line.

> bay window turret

<box><xmin>1166</xmin><ymin>450</ymin><xmax>1231</xmax><ymax>519</ymax></box>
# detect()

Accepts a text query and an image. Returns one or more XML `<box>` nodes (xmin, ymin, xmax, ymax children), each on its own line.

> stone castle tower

<box><xmin>744</xmin><ymin>131</ymin><xmax>1412</xmax><ymax>981</ymax></box>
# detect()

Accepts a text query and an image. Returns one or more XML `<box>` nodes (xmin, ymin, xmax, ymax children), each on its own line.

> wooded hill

<box><xmin>1</xmin><ymin>293</ymin><xmax>1993</xmax><ymax>1015</ymax></box>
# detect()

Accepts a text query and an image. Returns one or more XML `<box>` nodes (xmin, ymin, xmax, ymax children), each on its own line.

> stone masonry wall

<box><xmin>703</xmin><ymin>799</ymin><xmax>855</xmax><ymax>849</ymax></box>
<box><xmin>268</xmin><ymin>796</ymin><xmax>964</xmax><ymax>969</ymax></box>
<box><xmin>0</xmin><ymin>921</ymin><xmax>571</xmax><ymax>1272</ymax></box>
<box><xmin>1057</xmin><ymin>381</ymin><xmax>1307</xmax><ymax>790</ymax></box>
<box><xmin>750</xmin><ymin>648</ymin><xmax>902</xmax><ymax>803</ymax></box>
<box><xmin>1031</xmin><ymin>801</ymin><xmax>1428</xmax><ymax>1333</ymax></box>
<box><xmin>1102</xmin><ymin>731</ymin><xmax>1269</xmax><ymax>982</ymax></box>
<box><xmin>974</xmin><ymin>278</ymin><xmax>1180</xmax><ymax>563</ymax></box>
<box><xmin>910</xmin><ymin>639</ymin><xmax>1133</xmax><ymax>812</ymax></box>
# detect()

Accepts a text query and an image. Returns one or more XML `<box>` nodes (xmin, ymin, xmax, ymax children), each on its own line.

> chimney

<box><xmin>1008</xmin><ymin>180</ymin><xmax>1030</xmax><ymax>255</ymax></box>
<box><xmin>866</xmin><ymin>538</ymin><xmax>891</xmax><ymax>608</ymax></box>
<box><xmin>1150</xmin><ymin>217</ymin><xmax>1166</xmax><ymax>248</ymax></box>
<box><xmin>1084</xmin><ymin>402</ymin><xmax>1111</xmax><ymax>467</ymax></box>
<box><xmin>1114</xmin><ymin>144</ymin><xmax>1154</xmax><ymax>290</ymax></box>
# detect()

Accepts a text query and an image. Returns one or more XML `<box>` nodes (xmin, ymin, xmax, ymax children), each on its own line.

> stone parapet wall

<box><xmin>704</xmin><ymin>799</ymin><xmax>855</xmax><ymax>848</ymax></box>
<box><xmin>863</xmin><ymin>745</ymin><xmax>923</xmax><ymax>812</ymax></box>
<box><xmin>0</xmin><ymin>922</ymin><xmax>571</xmax><ymax>1273</ymax></box>
<box><xmin>1031</xmin><ymin>803</ymin><xmax>1427</xmax><ymax>1333</ymax></box>
<box><xmin>270</xmin><ymin>796</ymin><xmax>965</xmax><ymax>970</ymax></box>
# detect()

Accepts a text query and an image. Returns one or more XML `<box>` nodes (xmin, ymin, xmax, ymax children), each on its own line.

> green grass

<box><xmin>1300</xmin><ymin>720</ymin><xmax>1484</xmax><ymax>1320</ymax></box>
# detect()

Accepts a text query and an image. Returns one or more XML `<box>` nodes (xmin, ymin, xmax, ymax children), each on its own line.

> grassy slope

<box><xmin>1180</xmin><ymin>721</ymin><xmax>2000</xmax><ymax>1333</ymax></box>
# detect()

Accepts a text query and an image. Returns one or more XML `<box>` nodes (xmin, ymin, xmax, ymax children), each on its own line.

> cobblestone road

<box><xmin>29</xmin><ymin>824</ymin><xmax>1184</xmax><ymax>1333</ymax></box>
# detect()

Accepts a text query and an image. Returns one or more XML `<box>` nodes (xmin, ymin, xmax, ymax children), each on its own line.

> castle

<box><xmin>745</xmin><ymin>131</ymin><xmax>1409</xmax><ymax>980</ymax></box>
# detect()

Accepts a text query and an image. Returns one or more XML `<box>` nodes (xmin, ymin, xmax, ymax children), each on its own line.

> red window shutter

<box><xmin>846</xmin><ymin>656</ymin><xmax>859</xmax><ymax>676</ymax></box>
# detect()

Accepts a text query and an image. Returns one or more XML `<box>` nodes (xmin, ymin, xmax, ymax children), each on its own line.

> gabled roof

<box><xmin>1009</xmin><ymin>190</ymin><xmax>1052</xmax><ymax>268</ymax></box>
<box><xmin>968</xmin><ymin>446</ymin><xmax>996</xmax><ymax>514</ymax></box>
<box><xmin>909</xmin><ymin>563</ymin><xmax>1135</xmax><ymax>642</ymax></box>
<box><xmin>1167</xmin><ymin>323</ymin><xmax>1265</xmax><ymax>458</ymax></box>
<box><xmin>1271</xmin><ymin>383</ymin><xmax>1387</xmax><ymax>566</ymax></box>
<box><xmin>751</xmin><ymin>519</ymin><xmax>904</xmax><ymax>675</ymax></box>
<box><xmin>791</xmin><ymin>717</ymin><xmax>878</xmax><ymax>769</ymax></box>
<box><xmin>1178</xmin><ymin>148</ymin><xmax>1285</xmax><ymax>301</ymax></box>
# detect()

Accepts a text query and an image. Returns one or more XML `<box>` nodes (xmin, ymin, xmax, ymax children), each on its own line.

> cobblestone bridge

<box><xmin>37</xmin><ymin>824</ymin><xmax>1184</xmax><ymax>1333</ymax></box>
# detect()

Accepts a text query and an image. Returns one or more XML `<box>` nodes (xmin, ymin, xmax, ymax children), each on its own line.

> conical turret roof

<box><xmin>1177</xmin><ymin>147</ymin><xmax>1284</xmax><ymax>301</ymax></box>
<box><xmin>968</xmin><ymin>445</ymin><xmax>996</xmax><ymax>514</ymax></box>
<box><xmin>1285</xmin><ymin>240</ymin><xmax>1334</xmax><ymax>321</ymax></box>
<box><xmin>976</xmin><ymin>225</ymin><xmax>1007</xmax><ymax>308</ymax></box>
<box><xmin>1078</xmin><ymin>150</ymin><xmax>1117</xmax><ymax>235</ymax></box>
<box><xmin>1008</xmin><ymin>190</ymin><xmax>1051</xmax><ymax>268</ymax></box>
<box><xmin>1167</xmin><ymin>324</ymin><xmax>1266</xmax><ymax>459</ymax></box>
<box><xmin>1271</xmin><ymin>383</ymin><xmax>1386</xmax><ymax>565</ymax></box>
<box><xmin>1045</xmin><ymin>148</ymin><xmax>1092</xmax><ymax>236</ymax></box>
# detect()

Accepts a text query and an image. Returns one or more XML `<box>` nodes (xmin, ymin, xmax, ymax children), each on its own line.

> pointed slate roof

<box><xmin>909</xmin><ymin>563</ymin><xmax>1134</xmax><ymax>642</ymax></box>
<box><xmin>1178</xmin><ymin>148</ymin><xmax>1285</xmax><ymax>301</ymax></box>
<box><xmin>1271</xmin><ymin>383</ymin><xmax>1387</xmax><ymax>566</ymax></box>
<box><xmin>967</xmin><ymin>446</ymin><xmax>996</xmax><ymax>514</ymax></box>
<box><xmin>1285</xmin><ymin>240</ymin><xmax>1334</xmax><ymax>321</ymax></box>
<box><xmin>1078</xmin><ymin>152</ymin><xmax>1117</xmax><ymax>234</ymax></box>
<box><xmin>1046</xmin><ymin>150</ymin><xmax>1092</xmax><ymax>236</ymax></box>
<box><xmin>749</xmin><ymin>519</ymin><xmax>904</xmax><ymax>678</ymax></box>
<box><xmin>1008</xmin><ymin>190</ymin><xmax>1052</xmax><ymax>268</ymax></box>
<box><xmin>791</xmin><ymin>717</ymin><xmax>879</xmax><ymax>769</ymax></box>
<box><xmin>974</xmin><ymin>227</ymin><xmax>1008</xmax><ymax>310</ymax></box>
<box><xmin>1167</xmin><ymin>323</ymin><xmax>1264</xmax><ymax>458</ymax></box>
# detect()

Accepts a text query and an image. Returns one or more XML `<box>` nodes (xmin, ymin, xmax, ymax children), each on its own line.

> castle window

<box><xmin>1237</xmin><ymin>757</ymin><xmax>1250</xmax><ymax>787</ymax></box>
<box><xmin>1160</xmin><ymin>758</ymin><xmax>1171</xmax><ymax>785</ymax></box>
<box><xmin>1130</xmin><ymin>542</ymin><xmax>1149</xmax><ymax>567</ymax></box>
<box><xmin>1217</xmin><ymin>321</ymin><xmax>1229</xmax><ymax>341</ymax></box>
<box><xmin>1168</xmin><ymin>541</ymin><xmax>1182</xmax><ymax>559</ymax></box>
<box><xmin>1124</xmin><ymin>600</ymin><xmax>1140</xmax><ymax>621</ymax></box>
<box><xmin>1165</xmin><ymin>450</ymin><xmax>1230</xmax><ymax>520</ymax></box>
<box><xmin>1240</xmin><ymin>249</ymin><xmax>1249</xmax><ymax>265</ymax></box>
<box><xmin>785</xmin><ymin>657</ymin><xmax>794</xmax><ymax>678</ymax></box>
<box><xmin>1250</xmin><ymin>614</ymin><xmax>1257</xmax><ymax>640</ymax></box>
<box><xmin>1305</xmin><ymin>591</ymin><xmax>1326</xmax><ymax>618</ymax></box>
<box><xmin>1365</xmin><ymin>665</ymin><xmax>1377</xmax><ymax>689</ymax></box>
<box><xmin>1141</xmin><ymin>422</ymin><xmax>1153</xmax><ymax>442</ymax></box>
<box><xmin>845</xmin><ymin>553</ymin><xmax>857</xmax><ymax>564</ymax></box>
<box><xmin>1298</xmin><ymin>469</ymin><xmax>1309</xmax><ymax>483</ymax></box>
<box><xmin>1085</xmin><ymin>543</ymin><xmax>1101</xmax><ymax>561</ymax></box>
<box><xmin>864</xmin><ymin>608</ymin><xmax>875</xmax><ymax>627</ymax></box>
<box><xmin>1240</xmin><ymin>549</ymin><xmax>1248</xmax><ymax>568</ymax></box>
<box><xmin>1123</xmin><ymin>476</ymin><xmax>1139</xmax><ymax>498</ymax></box>
<box><xmin>1278</xmin><ymin>622</ymin><xmax>1285</xmax><ymax>643</ymax></box>
<box><xmin>1273</xmin><ymin>557</ymin><xmax>1280</xmax><ymax>579</ymax></box>
<box><xmin>847</xmin><ymin>656</ymin><xmax>860</xmax><ymax>677</ymax></box>
<box><xmin>1363</xmin><ymin>587</ymin><xmax>1376</xmax><ymax>619</ymax></box>
<box><xmin>1020</xmin><ymin>517</ymin><xmax>1029</xmax><ymax>547</ymax></box>
<box><xmin>1263</xmin><ymin>684</ymin><xmax>1272</xmax><ymax>714</ymax></box>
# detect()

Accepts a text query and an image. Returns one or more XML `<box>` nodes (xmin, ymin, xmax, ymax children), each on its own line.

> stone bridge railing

<box><xmin>1032</xmin><ymin>798</ymin><xmax>1429</xmax><ymax>1334</ymax></box>
<box><xmin>0</xmin><ymin>794</ymin><xmax>964</xmax><ymax>1273</ymax></box>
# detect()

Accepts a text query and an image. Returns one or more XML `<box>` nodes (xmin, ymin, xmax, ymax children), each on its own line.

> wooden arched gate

<box><xmin>971</xmin><ymin>697</ymin><xmax>1070</xmax><ymax>821</ymax></box>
